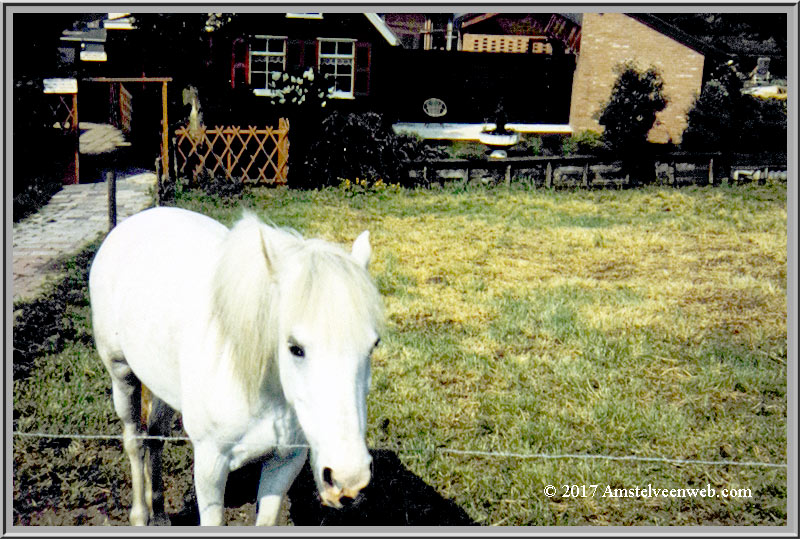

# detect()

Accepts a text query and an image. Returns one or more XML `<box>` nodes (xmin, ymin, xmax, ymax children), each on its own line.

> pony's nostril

<box><xmin>322</xmin><ymin>467</ymin><xmax>334</xmax><ymax>487</ymax></box>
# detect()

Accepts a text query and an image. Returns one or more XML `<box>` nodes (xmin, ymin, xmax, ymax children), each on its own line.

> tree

<box><xmin>681</xmin><ymin>67</ymin><xmax>741</xmax><ymax>152</ymax></box>
<box><xmin>682</xmin><ymin>60</ymin><xmax>787</xmax><ymax>153</ymax></box>
<box><xmin>596</xmin><ymin>63</ymin><xmax>667</xmax><ymax>155</ymax></box>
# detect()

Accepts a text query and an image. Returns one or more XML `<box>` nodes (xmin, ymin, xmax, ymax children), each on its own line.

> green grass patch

<box><xmin>14</xmin><ymin>182</ymin><xmax>787</xmax><ymax>526</ymax></box>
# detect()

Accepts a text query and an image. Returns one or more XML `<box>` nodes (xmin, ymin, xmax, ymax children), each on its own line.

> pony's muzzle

<box><xmin>318</xmin><ymin>463</ymin><xmax>371</xmax><ymax>508</ymax></box>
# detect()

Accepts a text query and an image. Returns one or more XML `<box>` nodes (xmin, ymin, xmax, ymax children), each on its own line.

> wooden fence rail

<box><xmin>174</xmin><ymin>119</ymin><xmax>289</xmax><ymax>184</ymax></box>
<box><xmin>406</xmin><ymin>153</ymin><xmax>788</xmax><ymax>188</ymax></box>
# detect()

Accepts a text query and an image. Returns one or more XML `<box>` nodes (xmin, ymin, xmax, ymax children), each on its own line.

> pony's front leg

<box><xmin>193</xmin><ymin>442</ymin><xmax>231</xmax><ymax>526</ymax></box>
<box><xmin>255</xmin><ymin>447</ymin><xmax>308</xmax><ymax>526</ymax></box>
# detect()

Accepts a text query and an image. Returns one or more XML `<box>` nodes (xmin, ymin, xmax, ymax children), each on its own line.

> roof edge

<box><xmin>627</xmin><ymin>13</ymin><xmax>730</xmax><ymax>59</ymax></box>
<box><xmin>364</xmin><ymin>13</ymin><xmax>400</xmax><ymax>46</ymax></box>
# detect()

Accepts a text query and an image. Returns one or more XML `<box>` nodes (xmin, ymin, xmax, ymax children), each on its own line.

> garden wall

<box><xmin>405</xmin><ymin>153</ymin><xmax>788</xmax><ymax>188</ymax></box>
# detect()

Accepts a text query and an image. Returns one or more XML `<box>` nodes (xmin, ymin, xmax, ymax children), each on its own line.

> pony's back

<box><xmin>89</xmin><ymin>207</ymin><xmax>229</xmax><ymax>411</ymax></box>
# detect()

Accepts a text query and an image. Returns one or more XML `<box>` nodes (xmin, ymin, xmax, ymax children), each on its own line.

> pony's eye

<box><xmin>373</xmin><ymin>338</ymin><xmax>381</xmax><ymax>349</ymax></box>
<box><xmin>289</xmin><ymin>343</ymin><xmax>305</xmax><ymax>358</ymax></box>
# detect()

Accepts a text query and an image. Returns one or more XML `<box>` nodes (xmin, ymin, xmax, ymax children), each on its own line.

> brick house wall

<box><xmin>569</xmin><ymin>13</ymin><xmax>705</xmax><ymax>144</ymax></box>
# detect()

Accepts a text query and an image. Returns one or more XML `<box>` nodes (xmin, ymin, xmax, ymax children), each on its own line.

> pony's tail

<box><xmin>211</xmin><ymin>213</ymin><xmax>277</xmax><ymax>404</ymax></box>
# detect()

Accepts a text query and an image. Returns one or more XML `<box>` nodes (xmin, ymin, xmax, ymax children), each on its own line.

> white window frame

<box><xmin>317</xmin><ymin>38</ymin><xmax>357</xmax><ymax>99</ymax></box>
<box><xmin>286</xmin><ymin>13</ymin><xmax>323</xmax><ymax>19</ymax></box>
<box><xmin>250</xmin><ymin>35</ymin><xmax>287</xmax><ymax>97</ymax></box>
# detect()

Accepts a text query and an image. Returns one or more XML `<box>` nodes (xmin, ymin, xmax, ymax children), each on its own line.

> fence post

<box><xmin>505</xmin><ymin>164</ymin><xmax>512</xmax><ymax>186</ymax></box>
<box><xmin>172</xmin><ymin>136</ymin><xmax>178</xmax><ymax>182</ymax></box>
<box><xmin>161</xmin><ymin>81</ymin><xmax>169</xmax><ymax>181</ymax></box>
<box><xmin>155</xmin><ymin>156</ymin><xmax>162</xmax><ymax>206</ymax></box>
<box><xmin>708</xmin><ymin>158</ymin><xmax>714</xmax><ymax>185</ymax></box>
<box><xmin>545</xmin><ymin>162</ymin><xmax>552</xmax><ymax>188</ymax></box>
<box><xmin>278</xmin><ymin>121</ymin><xmax>290</xmax><ymax>184</ymax></box>
<box><xmin>72</xmin><ymin>94</ymin><xmax>80</xmax><ymax>185</ymax></box>
<box><xmin>107</xmin><ymin>170</ymin><xmax>117</xmax><ymax>231</ymax></box>
<box><xmin>582</xmin><ymin>162</ymin><xmax>589</xmax><ymax>188</ymax></box>
<box><xmin>226</xmin><ymin>127</ymin><xmax>233</xmax><ymax>179</ymax></box>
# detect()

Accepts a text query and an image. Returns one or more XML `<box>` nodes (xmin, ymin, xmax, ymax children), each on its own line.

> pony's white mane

<box><xmin>211</xmin><ymin>212</ymin><xmax>383</xmax><ymax>405</ymax></box>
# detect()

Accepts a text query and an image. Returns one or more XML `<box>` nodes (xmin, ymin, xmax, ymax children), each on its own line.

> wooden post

<box><xmin>278</xmin><ymin>119</ymin><xmax>290</xmax><ymax>184</ymax></box>
<box><xmin>72</xmin><ymin>94</ymin><xmax>80</xmax><ymax>184</ymax></box>
<box><xmin>161</xmin><ymin>81</ymin><xmax>169</xmax><ymax>181</ymax></box>
<box><xmin>172</xmin><ymin>136</ymin><xmax>179</xmax><ymax>181</ymax></box>
<box><xmin>155</xmin><ymin>156</ymin><xmax>162</xmax><ymax>206</ymax></box>
<box><xmin>708</xmin><ymin>158</ymin><xmax>714</xmax><ymax>185</ymax></box>
<box><xmin>545</xmin><ymin>162</ymin><xmax>552</xmax><ymax>188</ymax></box>
<box><xmin>505</xmin><ymin>164</ymin><xmax>512</xmax><ymax>186</ymax></box>
<box><xmin>582</xmin><ymin>162</ymin><xmax>589</xmax><ymax>188</ymax></box>
<box><xmin>107</xmin><ymin>170</ymin><xmax>117</xmax><ymax>230</ymax></box>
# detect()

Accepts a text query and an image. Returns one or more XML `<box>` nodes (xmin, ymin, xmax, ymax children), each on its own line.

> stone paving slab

<box><xmin>12</xmin><ymin>172</ymin><xmax>157</xmax><ymax>303</ymax></box>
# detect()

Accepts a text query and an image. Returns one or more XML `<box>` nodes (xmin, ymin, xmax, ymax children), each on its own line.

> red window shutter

<box><xmin>231</xmin><ymin>37</ymin><xmax>250</xmax><ymax>88</ymax></box>
<box><xmin>354</xmin><ymin>42</ymin><xmax>371</xmax><ymax>96</ymax></box>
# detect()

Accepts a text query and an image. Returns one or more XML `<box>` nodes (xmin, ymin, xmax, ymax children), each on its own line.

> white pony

<box><xmin>89</xmin><ymin>207</ymin><xmax>383</xmax><ymax>526</ymax></box>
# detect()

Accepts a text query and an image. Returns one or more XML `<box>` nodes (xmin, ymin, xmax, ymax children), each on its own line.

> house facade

<box><xmin>45</xmin><ymin>12</ymin><xmax>727</xmax><ymax>148</ymax></box>
<box><xmin>384</xmin><ymin>12</ymin><xmax>722</xmax><ymax>144</ymax></box>
<box><xmin>569</xmin><ymin>13</ymin><xmax>713</xmax><ymax>144</ymax></box>
<box><xmin>223</xmin><ymin>13</ymin><xmax>398</xmax><ymax>104</ymax></box>
<box><xmin>382</xmin><ymin>13</ymin><xmax>578</xmax><ymax>125</ymax></box>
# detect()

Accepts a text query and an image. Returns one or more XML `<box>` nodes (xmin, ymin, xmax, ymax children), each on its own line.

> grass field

<box><xmin>13</xmin><ymin>181</ymin><xmax>788</xmax><ymax>526</ymax></box>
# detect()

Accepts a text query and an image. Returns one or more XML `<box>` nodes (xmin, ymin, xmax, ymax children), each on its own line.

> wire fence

<box><xmin>12</xmin><ymin>430</ymin><xmax>788</xmax><ymax>469</ymax></box>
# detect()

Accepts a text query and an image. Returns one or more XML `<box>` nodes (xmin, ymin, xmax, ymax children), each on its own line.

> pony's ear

<box><xmin>259</xmin><ymin>228</ymin><xmax>277</xmax><ymax>277</ymax></box>
<box><xmin>352</xmin><ymin>230</ymin><xmax>372</xmax><ymax>269</ymax></box>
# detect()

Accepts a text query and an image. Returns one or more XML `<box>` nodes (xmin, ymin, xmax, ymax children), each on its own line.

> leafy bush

<box><xmin>562</xmin><ymin>130</ymin><xmax>606</xmax><ymax>156</ymax></box>
<box><xmin>262</xmin><ymin>67</ymin><xmax>331</xmax><ymax>114</ymax></box>
<box><xmin>445</xmin><ymin>141</ymin><xmax>486</xmax><ymax>159</ymax></box>
<box><xmin>13</xmin><ymin>80</ymin><xmax>67</xmax><ymax>221</ymax></box>
<box><xmin>745</xmin><ymin>97</ymin><xmax>787</xmax><ymax>153</ymax></box>
<box><xmin>302</xmin><ymin>111</ymin><xmax>427</xmax><ymax>188</ymax></box>
<box><xmin>195</xmin><ymin>168</ymin><xmax>245</xmax><ymax>199</ymax></box>
<box><xmin>14</xmin><ymin>176</ymin><xmax>63</xmax><ymax>223</ymax></box>
<box><xmin>681</xmin><ymin>79</ymin><xmax>737</xmax><ymax>152</ymax></box>
<box><xmin>512</xmin><ymin>135</ymin><xmax>543</xmax><ymax>156</ymax></box>
<box><xmin>682</xmin><ymin>60</ymin><xmax>787</xmax><ymax>153</ymax></box>
<box><xmin>684</xmin><ymin>91</ymin><xmax>787</xmax><ymax>153</ymax></box>
<box><xmin>596</xmin><ymin>63</ymin><xmax>667</xmax><ymax>154</ymax></box>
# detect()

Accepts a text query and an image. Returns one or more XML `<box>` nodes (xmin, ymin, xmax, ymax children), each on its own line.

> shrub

<box><xmin>14</xmin><ymin>175</ymin><xmax>63</xmax><ymax>223</ymax></box>
<box><xmin>302</xmin><ymin>111</ymin><xmax>425</xmax><ymax>188</ymax></box>
<box><xmin>512</xmin><ymin>135</ymin><xmax>543</xmax><ymax>157</ymax></box>
<box><xmin>681</xmin><ymin>79</ymin><xmax>737</xmax><ymax>152</ymax></box>
<box><xmin>195</xmin><ymin>168</ymin><xmax>244</xmax><ymax>199</ymax></box>
<box><xmin>682</xmin><ymin>60</ymin><xmax>787</xmax><ymax>153</ymax></box>
<box><xmin>443</xmin><ymin>141</ymin><xmax>485</xmax><ymax>159</ymax></box>
<box><xmin>562</xmin><ymin>130</ymin><xmax>606</xmax><ymax>156</ymax></box>
<box><xmin>596</xmin><ymin>63</ymin><xmax>667</xmax><ymax>154</ymax></box>
<box><xmin>13</xmin><ymin>80</ymin><xmax>67</xmax><ymax>221</ymax></box>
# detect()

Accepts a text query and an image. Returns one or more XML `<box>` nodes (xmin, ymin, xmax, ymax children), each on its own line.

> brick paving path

<box><xmin>12</xmin><ymin>172</ymin><xmax>157</xmax><ymax>303</ymax></box>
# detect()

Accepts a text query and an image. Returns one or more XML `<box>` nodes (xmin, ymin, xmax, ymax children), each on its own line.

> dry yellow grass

<box><xmin>110</xmin><ymin>183</ymin><xmax>795</xmax><ymax>525</ymax></box>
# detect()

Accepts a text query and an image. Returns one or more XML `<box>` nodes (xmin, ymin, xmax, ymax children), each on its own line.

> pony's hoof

<box><xmin>129</xmin><ymin>509</ymin><xmax>148</xmax><ymax>526</ymax></box>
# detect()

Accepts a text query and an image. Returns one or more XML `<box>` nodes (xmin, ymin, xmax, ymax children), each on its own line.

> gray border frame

<box><xmin>5</xmin><ymin>2</ymin><xmax>797</xmax><ymax>536</ymax></box>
